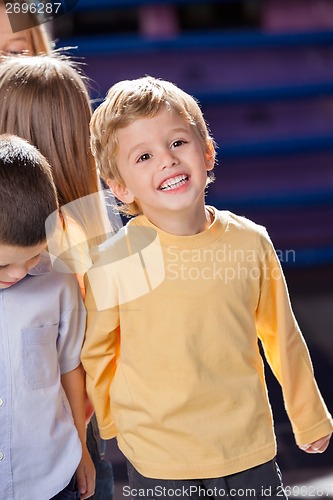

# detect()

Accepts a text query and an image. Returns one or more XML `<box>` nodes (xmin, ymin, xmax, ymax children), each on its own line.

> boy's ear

<box><xmin>107</xmin><ymin>179</ymin><xmax>135</xmax><ymax>204</ymax></box>
<box><xmin>205</xmin><ymin>140</ymin><xmax>215</xmax><ymax>171</ymax></box>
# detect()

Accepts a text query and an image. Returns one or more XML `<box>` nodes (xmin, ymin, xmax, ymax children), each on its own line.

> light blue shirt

<box><xmin>0</xmin><ymin>252</ymin><xmax>86</xmax><ymax>500</ymax></box>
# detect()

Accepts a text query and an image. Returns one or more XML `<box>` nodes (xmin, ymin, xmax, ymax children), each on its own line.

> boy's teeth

<box><xmin>159</xmin><ymin>174</ymin><xmax>188</xmax><ymax>191</ymax></box>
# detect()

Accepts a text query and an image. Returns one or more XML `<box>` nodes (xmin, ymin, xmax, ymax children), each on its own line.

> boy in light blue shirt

<box><xmin>0</xmin><ymin>135</ymin><xmax>95</xmax><ymax>500</ymax></box>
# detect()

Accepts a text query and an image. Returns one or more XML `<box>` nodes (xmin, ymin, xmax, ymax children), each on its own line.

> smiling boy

<box><xmin>82</xmin><ymin>77</ymin><xmax>332</xmax><ymax>499</ymax></box>
<box><xmin>112</xmin><ymin>105</ymin><xmax>215</xmax><ymax>235</ymax></box>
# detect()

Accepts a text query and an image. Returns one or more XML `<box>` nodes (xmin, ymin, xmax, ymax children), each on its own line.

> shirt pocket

<box><xmin>21</xmin><ymin>324</ymin><xmax>59</xmax><ymax>389</ymax></box>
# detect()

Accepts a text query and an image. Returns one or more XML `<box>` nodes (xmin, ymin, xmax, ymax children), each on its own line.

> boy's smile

<box><xmin>158</xmin><ymin>173</ymin><xmax>189</xmax><ymax>192</ymax></box>
<box><xmin>0</xmin><ymin>241</ymin><xmax>46</xmax><ymax>288</ymax></box>
<box><xmin>111</xmin><ymin>106</ymin><xmax>214</xmax><ymax>234</ymax></box>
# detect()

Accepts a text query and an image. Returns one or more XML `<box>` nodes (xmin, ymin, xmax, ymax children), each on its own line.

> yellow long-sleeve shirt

<box><xmin>81</xmin><ymin>208</ymin><xmax>333</xmax><ymax>479</ymax></box>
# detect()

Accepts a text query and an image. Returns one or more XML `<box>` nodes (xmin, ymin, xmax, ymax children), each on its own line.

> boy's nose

<box><xmin>161</xmin><ymin>151</ymin><xmax>178</xmax><ymax>169</ymax></box>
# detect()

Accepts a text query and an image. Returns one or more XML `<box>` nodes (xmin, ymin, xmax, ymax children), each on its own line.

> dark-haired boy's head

<box><xmin>0</xmin><ymin>134</ymin><xmax>58</xmax><ymax>247</ymax></box>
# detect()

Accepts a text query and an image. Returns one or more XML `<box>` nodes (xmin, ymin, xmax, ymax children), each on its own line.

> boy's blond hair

<box><xmin>90</xmin><ymin>76</ymin><xmax>216</xmax><ymax>215</ymax></box>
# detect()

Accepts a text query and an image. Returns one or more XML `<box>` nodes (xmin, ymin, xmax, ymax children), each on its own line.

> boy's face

<box><xmin>111</xmin><ymin>106</ymin><xmax>214</xmax><ymax>224</ymax></box>
<box><xmin>0</xmin><ymin>241</ymin><xmax>47</xmax><ymax>289</ymax></box>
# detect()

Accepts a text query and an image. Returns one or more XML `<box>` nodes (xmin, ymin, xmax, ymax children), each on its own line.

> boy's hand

<box><xmin>299</xmin><ymin>433</ymin><xmax>331</xmax><ymax>454</ymax></box>
<box><xmin>75</xmin><ymin>446</ymin><xmax>96</xmax><ymax>499</ymax></box>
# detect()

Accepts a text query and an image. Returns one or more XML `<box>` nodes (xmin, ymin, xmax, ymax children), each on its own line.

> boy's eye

<box><xmin>171</xmin><ymin>140</ymin><xmax>186</xmax><ymax>148</ymax></box>
<box><xmin>137</xmin><ymin>153</ymin><xmax>152</xmax><ymax>163</ymax></box>
<box><xmin>0</xmin><ymin>254</ymin><xmax>41</xmax><ymax>270</ymax></box>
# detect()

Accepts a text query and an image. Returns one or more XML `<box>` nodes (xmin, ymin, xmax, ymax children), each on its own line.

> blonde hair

<box><xmin>90</xmin><ymin>76</ymin><xmax>216</xmax><ymax>215</ymax></box>
<box><xmin>0</xmin><ymin>54</ymin><xmax>108</xmax><ymax>245</ymax></box>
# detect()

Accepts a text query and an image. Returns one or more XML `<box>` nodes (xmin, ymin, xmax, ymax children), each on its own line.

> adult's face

<box><xmin>0</xmin><ymin>4</ymin><xmax>32</xmax><ymax>55</ymax></box>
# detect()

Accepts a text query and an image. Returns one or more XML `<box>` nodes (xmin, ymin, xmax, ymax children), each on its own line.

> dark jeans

<box><xmin>50</xmin><ymin>476</ymin><xmax>80</xmax><ymax>500</ymax></box>
<box><xmin>86</xmin><ymin>414</ymin><xmax>114</xmax><ymax>500</ymax></box>
<box><xmin>126</xmin><ymin>459</ymin><xmax>288</xmax><ymax>499</ymax></box>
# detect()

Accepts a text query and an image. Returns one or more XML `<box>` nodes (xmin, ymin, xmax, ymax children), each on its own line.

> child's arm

<box><xmin>61</xmin><ymin>364</ymin><xmax>96</xmax><ymax>499</ymax></box>
<box><xmin>81</xmin><ymin>278</ymin><xmax>120</xmax><ymax>439</ymax></box>
<box><xmin>256</xmin><ymin>231</ymin><xmax>333</xmax><ymax>448</ymax></box>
